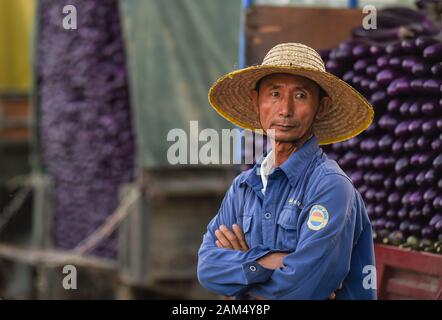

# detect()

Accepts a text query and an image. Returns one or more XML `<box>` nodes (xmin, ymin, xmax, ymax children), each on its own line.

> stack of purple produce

<box><xmin>37</xmin><ymin>0</ymin><xmax>135</xmax><ymax>258</ymax></box>
<box><xmin>320</xmin><ymin>2</ymin><xmax>442</xmax><ymax>253</ymax></box>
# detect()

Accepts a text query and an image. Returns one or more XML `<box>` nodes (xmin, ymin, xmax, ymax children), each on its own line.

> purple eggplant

<box><xmin>421</xmin><ymin>227</ymin><xmax>435</xmax><ymax>239</ymax></box>
<box><xmin>431</xmin><ymin>62</ymin><xmax>442</xmax><ymax>76</ymax></box>
<box><xmin>386</xmin><ymin>209</ymin><xmax>397</xmax><ymax>220</ymax></box>
<box><xmin>366</xmin><ymin>64</ymin><xmax>379</xmax><ymax>77</ymax></box>
<box><xmin>399</xmin><ymin>220</ymin><xmax>411</xmax><ymax>235</ymax></box>
<box><xmin>343</xmin><ymin>70</ymin><xmax>355</xmax><ymax>83</ymax></box>
<box><xmin>378</xmin><ymin>135</ymin><xmax>394</xmax><ymax>152</ymax></box>
<box><xmin>433</xmin><ymin>154</ymin><xmax>442</xmax><ymax>171</ymax></box>
<box><xmin>415</xmin><ymin>36</ymin><xmax>439</xmax><ymax>50</ymax></box>
<box><xmin>377</xmin><ymin>55</ymin><xmax>390</xmax><ymax>68</ymax></box>
<box><xmin>423</xmin><ymin>43</ymin><xmax>442</xmax><ymax>60</ymax></box>
<box><xmin>410</xmin><ymin>78</ymin><xmax>425</xmax><ymax>93</ymax></box>
<box><xmin>432</xmin><ymin>138</ymin><xmax>442</xmax><ymax>152</ymax></box>
<box><xmin>383</xmin><ymin>174</ymin><xmax>395</xmax><ymax>189</ymax></box>
<box><xmin>387</xmin><ymin>98</ymin><xmax>402</xmax><ymax>113</ymax></box>
<box><xmin>409</xmin><ymin>223</ymin><xmax>422</xmax><ymax>237</ymax></box>
<box><xmin>326</xmin><ymin>60</ymin><xmax>346</xmax><ymax>76</ymax></box>
<box><xmin>411</xmin><ymin>62</ymin><xmax>432</xmax><ymax>76</ymax></box>
<box><xmin>389</xmin><ymin>56</ymin><xmax>404</xmax><ymax>69</ymax></box>
<box><xmin>408</xmin><ymin>100</ymin><xmax>423</xmax><ymax>117</ymax></box>
<box><xmin>404</xmin><ymin>137</ymin><xmax>417</xmax><ymax>152</ymax></box>
<box><xmin>417</xmin><ymin>136</ymin><xmax>431</xmax><ymax>149</ymax></box>
<box><xmin>379</xmin><ymin>114</ymin><xmax>398</xmax><ymax>131</ymax></box>
<box><xmin>394</xmin><ymin>121</ymin><xmax>411</xmax><ymax>137</ymax></box>
<box><xmin>416</xmin><ymin>170</ymin><xmax>427</xmax><ymax>186</ymax></box>
<box><xmin>370</xmin><ymin>44</ymin><xmax>384</xmax><ymax>56</ymax></box>
<box><xmin>388</xmin><ymin>192</ymin><xmax>401</xmax><ymax>208</ymax></box>
<box><xmin>411</xmin><ymin>154</ymin><xmax>421</xmax><ymax>167</ymax></box>
<box><xmin>386</xmin><ymin>41</ymin><xmax>402</xmax><ymax>55</ymax></box>
<box><xmin>423</xmin><ymin>188</ymin><xmax>437</xmax><ymax>203</ymax></box>
<box><xmin>376</xmin><ymin>69</ymin><xmax>400</xmax><ymax>85</ymax></box>
<box><xmin>360</xmin><ymin>139</ymin><xmax>378</xmax><ymax>153</ymax></box>
<box><xmin>425</xmin><ymin>168</ymin><xmax>437</xmax><ymax>184</ymax></box>
<box><xmin>399</xmin><ymin>100</ymin><xmax>412</xmax><ymax>116</ymax></box>
<box><xmin>392</xmin><ymin>139</ymin><xmax>405</xmax><ymax>154</ymax></box>
<box><xmin>395</xmin><ymin>176</ymin><xmax>407</xmax><ymax>190</ymax></box>
<box><xmin>375</xmin><ymin>190</ymin><xmax>387</xmax><ymax>202</ymax></box>
<box><xmin>410</xmin><ymin>191</ymin><xmax>424</xmax><ymax>206</ymax></box>
<box><xmin>398</xmin><ymin>208</ymin><xmax>409</xmax><ymax>220</ymax></box>
<box><xmin>405</xmin><ymin>171</ymin><xmax>418</xmax><ymax>185</ymax></box>
<box><xmin>429</xmin><ymin>214</ymin><xmax>442</xmax><ymax>228</ymax></box>
<box><xmin>423</xmin><ymin>79</ymin><xmax>442</xmax><ymax>94</ymax></box>
<box><xmin>422</xmin><ymin>119</ymin><xmax>438</xmax><ymax>134</ymax></box>
<box><xmin>408</xmin><ymin>119</ymin><xmax>424</xmax><ymax>134</ymax></box>
<box><xmin>354</xmin><ymin>58</ymin><xmax>373</xmax><ymax>72</ymax></box>
<box><xmin>387</xmin><ymin>77</ymin><xmax>410</xmax><ymax>96</ymax></box>
<box><xmin>435</xmin><ymin>220</ymin><xmax>442</xmax><ymax>233</ymax></box>
<box><xmin>394</xmin><ymin>157</ymin><xmax>410</xmax><ymax>175</ymax></box>
<box><xmin>369</xmin><ymin>80</ymin><xmax>380</xmax><ymax>91</ymax></box>
<box><xmin>385</xmin><ymin>221</ymin><xmax>398</xmax><ymax>231</ymax></box>
<box><xmin>422</xmin><ymin>204</ymin><xmax>432</xmax><ymax>218</ymax></box>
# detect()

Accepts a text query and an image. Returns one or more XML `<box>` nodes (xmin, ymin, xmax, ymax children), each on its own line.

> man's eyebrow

<box><xmin>265</xmin><ymin>83</ymin><xmax>311</xmax><ymax>91</ymax></box>
<box><xmin>265</xmin><ymin>83</ymin><xmax>282</xmax><ymax>89</ymax></box>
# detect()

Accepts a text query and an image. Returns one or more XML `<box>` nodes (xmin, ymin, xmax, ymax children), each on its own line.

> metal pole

<box><xmin>348</xmin><ymin>0</ymin><xmax>358</xmax><ymax>9</ymax></box>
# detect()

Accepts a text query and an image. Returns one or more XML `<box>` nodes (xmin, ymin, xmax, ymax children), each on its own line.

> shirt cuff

<box><xmin>241</xmin><ymin>261</ymin><xmax>274</xmax><ymax>285</ymax></box>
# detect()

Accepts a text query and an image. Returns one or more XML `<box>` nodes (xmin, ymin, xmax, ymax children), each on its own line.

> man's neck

<box><xmin>272</xmin><ymin>132</ymin><xmax>312</xmax><ymax>167</ymax></box>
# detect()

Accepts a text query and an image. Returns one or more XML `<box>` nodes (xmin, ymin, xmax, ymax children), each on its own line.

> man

<box><xmin>197</xmin><ymin>43</ymin><xmax>376</xmax><ymax>299</ymax></box>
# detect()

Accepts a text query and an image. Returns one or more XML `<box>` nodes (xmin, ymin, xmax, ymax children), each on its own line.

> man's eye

<box><xmin>271</xmin><ymin>91</ymin><xmax>280</xmax><ymax>97</ymax></box>
<box><xmin>295</xmin><ymin>92</ymin><xmax>306</xmax><ymax>99</ymax></box>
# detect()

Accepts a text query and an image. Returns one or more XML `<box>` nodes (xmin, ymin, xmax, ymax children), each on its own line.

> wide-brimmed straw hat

<box><xmin>208</xmin><ymin>43</ymin><xmax>374</xmax><ymax>145</ymax></box>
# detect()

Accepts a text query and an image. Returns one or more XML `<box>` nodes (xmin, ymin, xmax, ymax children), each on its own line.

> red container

<box><xmin>375</xmin><ymin>244</ymin><xmax>442</xmax><ymax>299</ymax></box>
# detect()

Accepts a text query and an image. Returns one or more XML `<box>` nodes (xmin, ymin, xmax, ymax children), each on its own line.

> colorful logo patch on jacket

<box><xmin>307</xmin><ymin>204</ymin><xmax>329</xmax><ymax>231</ymax></box>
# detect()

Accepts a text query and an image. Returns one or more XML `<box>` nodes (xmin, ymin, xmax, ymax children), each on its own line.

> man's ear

<box><xmin>316</xmin><ymin>96</ymin><xmax>331</xmax><ymax>121</ymax></box>
<box><xmin>251</xmin><ymin>89</ymin><xmax>259</xmax><ymax>114</ymax></box>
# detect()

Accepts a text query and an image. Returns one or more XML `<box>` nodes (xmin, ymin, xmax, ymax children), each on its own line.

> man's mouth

<box><xmin>271</xmin><ymin>123</ymin><xmax>297</xmax><ymax>130</ymax></box>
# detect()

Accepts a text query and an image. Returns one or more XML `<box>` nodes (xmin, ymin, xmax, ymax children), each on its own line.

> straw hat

<box><xmin>208</xmin><ymin>43</ymin><xmax>374</xmax><ymax>145</ymax></box>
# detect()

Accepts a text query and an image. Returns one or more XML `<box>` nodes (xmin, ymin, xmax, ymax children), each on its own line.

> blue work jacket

<box><xmin>197</xmin><ymin>135</ymin><xmax>377</xmax><ymax>300</ymax></box>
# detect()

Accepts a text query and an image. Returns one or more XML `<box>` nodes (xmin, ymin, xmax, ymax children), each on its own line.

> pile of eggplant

<box><xmin>37</xmin><ymin>0</ymin><xmax>135</xmax><ymax>258</ymax></box>
<box><xmin>320</xmin><ymin>1</ymin><xmax>442</xmax><ymax>254</ymax></box>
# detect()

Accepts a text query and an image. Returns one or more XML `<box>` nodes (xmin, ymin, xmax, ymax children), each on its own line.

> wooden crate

<box><xmin>0</xmin><ymin>95</ymin><xmax>31</xmax><ymax>142</ymax></box>
<box><xmin>246</xmin><ymin>6</ymin><xmax>364</xmax><ymax>64</ymax></box>
<box><xmin>375</xmin><ymin>244</ymin><xmax>442</xmax><ymax>300</ymax></box>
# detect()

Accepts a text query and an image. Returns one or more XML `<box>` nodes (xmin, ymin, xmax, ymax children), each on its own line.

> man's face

<box><xmin>252</xmin><ymin>73</ymin><xmax>325</xmax><ymax>143</ymax></box>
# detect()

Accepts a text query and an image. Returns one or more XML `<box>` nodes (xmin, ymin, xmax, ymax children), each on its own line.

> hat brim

<box><xmin>208</xmin><ymin>65</ymin><xmax>374</xmax><ymax>145</ymax></box>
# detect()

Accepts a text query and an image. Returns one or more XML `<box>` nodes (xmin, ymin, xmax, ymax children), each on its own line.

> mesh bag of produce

<box><xmin>36</xmin><ymin>0</ymin><xmax>135</xmax><ymax>258</ymax></box>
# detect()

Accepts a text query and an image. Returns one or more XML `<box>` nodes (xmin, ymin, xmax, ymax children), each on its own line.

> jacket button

<box><xmin>264</xmin><ymin>212</ymin><xmax>272</xmax><ymax>219</ymax></box>
<box><xmin>249</xmin><ymin>265</ymin><xmax>257</xmax><ymax>272</ymax></box>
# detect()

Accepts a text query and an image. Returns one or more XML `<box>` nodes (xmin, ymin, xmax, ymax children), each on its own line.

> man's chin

<box><xmin>273</xmin><ymin>134</ymin><xmax>302</xmax><ymax>143</ymax></box>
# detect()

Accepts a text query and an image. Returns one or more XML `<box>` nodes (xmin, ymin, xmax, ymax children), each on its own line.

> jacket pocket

<box><xmin>276</xmin><ymin>206</ymin><xmax>299</xmax><ymax>250</ymax></box>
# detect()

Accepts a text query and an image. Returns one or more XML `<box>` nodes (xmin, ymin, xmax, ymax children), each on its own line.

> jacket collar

<box><xmin>240</xmin><ymin>135</ymin><xmax>320</xmax><ymax>192</ymax></box>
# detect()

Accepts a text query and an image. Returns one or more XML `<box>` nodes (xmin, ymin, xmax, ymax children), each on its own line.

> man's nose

<box><xmin>279</xmin><ymin>96</ymin><xmax>294</xmax><ymax>117</ymax></box>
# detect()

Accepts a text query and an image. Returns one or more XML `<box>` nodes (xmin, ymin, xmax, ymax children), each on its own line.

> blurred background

<box><xmin>0</xmin><ymin>0</ymin><xmax>441</xmax><ymax>300</ymax></box>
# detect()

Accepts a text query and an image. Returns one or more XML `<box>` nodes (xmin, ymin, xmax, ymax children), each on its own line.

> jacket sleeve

<box><xmin>197</xmin><ymin>176</ymin><xmax>275</xmax><ymax>297</ymax></box>
<box><xmin>247</xmin><ymin>173</ymin><xmax>357</xmax><ymax>299</ymax></box>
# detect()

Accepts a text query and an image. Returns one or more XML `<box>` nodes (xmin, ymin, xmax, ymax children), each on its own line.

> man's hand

<box><xmin>215</xmin><ymin>224</ymin><xmax>249</xmax><ymax>252</ymax></box>
<box><xmin>256</xmin><ymin>252</ymin><xmax>288</xmax><ymax>269</ymax></box>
